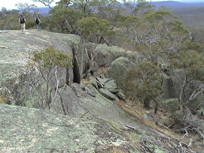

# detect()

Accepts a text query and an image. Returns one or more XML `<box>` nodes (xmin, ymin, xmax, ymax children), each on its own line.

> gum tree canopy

<box><xmin>32</xmin><ymin>0</ymin><xmax>55</xmax><ymax>9</ymax></box>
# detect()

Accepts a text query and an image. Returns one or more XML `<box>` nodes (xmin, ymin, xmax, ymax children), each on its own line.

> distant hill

<box><xmin>151</xmin><ymin>1</ymin><xmax>204</xmax><ymax>29</ymax></box>
<box><xmin>36</xmin><ymin>1</ymin><xmax>204</xmax><ymax>14</ymax></box>
<box><xmin>152</xmin><ymin>1</ymin><xmax>204</xmax><ymax>10</ymax></box>
<box><xmin>36</xmin><ymin>1</ymin><xmax>204</xmax><ymax>15</ymax></box>
<box><xmin>33</xmin><ymin>7</ymin><xmax>50</xmax><ymax>15</ymax></box>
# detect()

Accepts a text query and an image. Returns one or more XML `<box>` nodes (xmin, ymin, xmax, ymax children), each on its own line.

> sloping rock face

<box><xmin>88</xmin><ymin>44</ymin><xmax>138</xmax><ymax>67</ymax></box>
<box><xmin>0</xmin><ymin>30</ymin><xmax>81</xmax><ymax>85</ymax></box>
<box><xmin>0</xmin><ymin>101</ymin><xmax>195</xmax><ymax>153</ymax></box>
<box><xmin>0</xmin><ymin>104</ymin><xmax>126</xmax><ymax>152</ymax></box>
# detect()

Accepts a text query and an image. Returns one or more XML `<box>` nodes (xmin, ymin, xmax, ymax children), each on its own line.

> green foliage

<box><xmin>168</xmin><ymin>20</ymin><xmax>189</xmax><ymax>35</ymax></box>
<box><xmin>0</xmin><ymin>9</ymin><xmax>20</xmax><ymax>30</ymax></box>
<box><xmin>181</xmin><ymin>40</ymin><xmax>204</xmax><ymax>53</ymax></box>
<box><xmin>30</xmin><ymin>48</ymin><xmax>72</xmax><ymax>108</ymax></box>
<box><xmin>77</xmin><ymin>17</ymin><xmax>99</xmax><ymax>40</ymax></box>
<box><xmin>117</xmin><ymin>15</ymin><xmax>141</xmax><ymax>32</ymax></box>
<box><xmin>77</xmin><ymin>17</ymin><xmax>112</xmax><ymax>43</ymax></box>
<box><xmin>32</xmin><ymin>47</ymin><xmax>72</xmax><ymax>68</ymax></box>
<box><xmin>190</xmin><ymin>28</ymin><xmax>204</xmax><ymax>44</ymax></box>
<box><xmin>161</xmin><ymin>98</ymin><xmax>180</xmax><ymax>114</ymax></box>
<box><xmin>56</xmin><ymin>0</ymin><xmax>74</xmax><ymax>8</ymax></box>
<box><xmin>25</xmin><ymin>19</ymin><xmax>36</xmax><ymax>29</ymax></box>
<box><xmin>0</xmin><ymin>6</ymin><xmax>44</xmax><ymax>30</ymax></box>
<box><xmin>15</xmin><ymin>3</ymin><xmax>37</xmax><ymax>11</ymax></box>
<box><xmin>168</xmin><ymin>49</ymin><xmax>204</xmax><ymax>119</ymax></box>
<box><xmin>144</xmin><ymin>9</ymin><xmax>176</xmax><ymax>22</ymax></box>
<box><xmin>49</xmin><ymin>7</ymin><xmax>84</xmax><ymax>33</ymax></box>
<box><xmin>134</xmin><ymin>0</ymin><xmax>155</xmax><ymax>17</ymax></box>
<box><xmin>171</xmin><ymin>50</ymin><xmax>204</xmax><ymax>81</ymax></box>
<box><xmin>114</xmin><ymin>7</ymin><xmax>190</xmax><ymax>54</ymax></box>
<box><xmin>123</xmin><ymin>61</ymin><xmax>161</xmax><ymax>109</ymax></box>
<box><xmin>97</xmin><ymin>2</ymin><xmax>124</xmax><ymax>24</ymax></box>
<box><xmin>32</xmin><ymin>0</ymin><xmax>54</xmax><ymax>9</ymax></box>
<box><xmin>9</xmin><ymin>25</ymin><xmax>20</xmax><ymax>30</ymax></box>
<box><xmin>72</xmin><ymin>0</ymin><xmax>116</xmax><ymax>16</ymax></box>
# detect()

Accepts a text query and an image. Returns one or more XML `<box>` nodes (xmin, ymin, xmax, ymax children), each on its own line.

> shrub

<box><xmin>123</xmin><ymin>61</ymin><xmax>162</xmax><ymax>112</ymax></box>
<box><xmin>30</xmin><ymin>47</ymin><xmax>72</xmax><ymax>108</ymax></box>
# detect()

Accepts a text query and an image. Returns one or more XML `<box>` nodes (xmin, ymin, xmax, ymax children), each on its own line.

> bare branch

<box><xmin>32</xmin><ymin>0</ymin><xmax>54</xmax><ymax>9</ymax></box>
<box><xmin>188</xmin><ymin>84</ymin><xmax>204</xmax><ymax>102</ymax></box>
<box><xmin>51</xmin><ymin>66</ymin><xmax>59</xmax><ymax>102</ymax></box>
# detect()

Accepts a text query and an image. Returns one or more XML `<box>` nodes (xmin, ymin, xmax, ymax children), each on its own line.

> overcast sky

<box><xmin>0</xmin><ymin>0</ymin><xmax>203</xmax><ymax>10</ymax></box>
<box><xmin>0</xmin><ymin>0</ymin><xmax>60</xmax><ymax>10</ymax></box>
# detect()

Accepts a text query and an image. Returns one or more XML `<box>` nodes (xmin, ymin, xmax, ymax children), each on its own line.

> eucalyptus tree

<box><xmin>49</xmin><ymin>6</ymin><xmax>84</xmax><ymax>34</ymax></box>
<box><xmin>32</xmin><ymin>0</ymin><xmax>55</xmax><ymax>9</ymax></box>
<box><xmin>0</xmin><ymin>7</ymin><xmax>20</xmax><ymax>30</ymax></box>
<box><xmin>113</xmin><ymin>14</ymin><xmax>142</xmax><ymax>50</ymax></box>
<box><xmin>122</xmin><ymin>9</ymin><xmax>190</xmax><ymax>64</ymax></box>
<box><xmin>123</xmin><ymin>0</ymin><xmax>154</xmax><ymax>17</ymax></box>
<box><xmin>167</xmin><ymin>48</ymin><xmax>204</xmax><ymax>139</ymax></box>
<box><xmin>77</xmin><ymin>17</ymin><xmax>114</xmax><ymax>45</ymax></box>
<box><xmin>170</xmin><ymin>50</ymin><xmax>204</xmax><ymax>114</ymax></box>
<box><xmin>71</xmin><ymin>0</ymin><xmax>117</xmax><ymax>17</ymax></box>
<box><xmin>56</xmin><ymin>0</ymin><xmax>74</xmax><ymax>8</ymax></box>
<box><xmin>135</xmin><ymin>0</ymin><xmax>154</xmax><ymax>17</ymax></box>
<box><xmin>15</xmin><ymin>3</ymin><xmax>37</xmax><ymax>12</ymax></box>
<box><xmin>96</xmin><ymin>1</ymin><xmax>124</xmax><ymax>26</ymax></box>
<box><xmin>123</xmin><ymin>0</ymin><xmax>138</xmax><ymax>16</ymax></box>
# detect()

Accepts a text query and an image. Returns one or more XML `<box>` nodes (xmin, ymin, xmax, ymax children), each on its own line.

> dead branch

<box><xmin>193</xmin><ymin>128</ymin><xmax>204</xmax><ymax>139</ymax></box>
<box><xmin>51</xmin><ymin>66</ymin><xmax>59</xmax><ymax>102</ymax></box>
<box><xmin>140</xmin><ymin>140</ymin><xmax>154</xmax><ymax>153</ymax></box>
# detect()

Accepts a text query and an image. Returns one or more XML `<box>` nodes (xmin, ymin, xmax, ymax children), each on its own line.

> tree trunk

<box><xmin>180</xmin><ymin>104</ymin><xmax>184</xmax><ymax>114</ymax></box>
<box><xmin>154</xmin><ymin>102</ymin><xmax>158</xmax><ymax>114</ymax></box>
<box><xmin>144</xmin><ymin>99</ymin><xmax>150</xmax><ymax>109</ymax></box>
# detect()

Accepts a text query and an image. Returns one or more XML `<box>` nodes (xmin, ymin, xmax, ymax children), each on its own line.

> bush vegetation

<box><xmin>123</xmin><ymin>61</ymin><xmax>161</xmax><ymax>113</ymax></box>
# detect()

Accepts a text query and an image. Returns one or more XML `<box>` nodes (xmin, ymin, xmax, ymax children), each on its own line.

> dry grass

<box><xmin>82</xmin><ymin>79</ymin><xmax>90</xmax><ymax>86</ymax></box>
<box><xmin>117</xmin><ymin>100</ymin><xmax>187</xmax><ymax>141</ymax></box>
<box><xmin>98</xmin><ymin>67</ymin><xmax>109</xmax><ymax>75</ymax></box>
<box><xmin>0</xmin><ymin>96</ymin><xmax>4</xmax><ymax>103</ymax></box>
<box><xmin>0</xmin><ymin>96</ymin><xmax>9</xmax><ymax>104</ymax></box>
<box><xmin>116</xmin><ymin>100</ymin><xmax>203</xmax><ymax>152</ymax></box>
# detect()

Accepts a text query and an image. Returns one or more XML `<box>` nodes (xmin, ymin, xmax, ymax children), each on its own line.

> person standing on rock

<box><xmin>19</xmin><ymin>15</ymin><xmax>26</xmax><ymax>33</ymax></box>
<box><xmin>35</xmin><ymin>16</ymin><xmax>41</xmax><ymax>31</ymax></box>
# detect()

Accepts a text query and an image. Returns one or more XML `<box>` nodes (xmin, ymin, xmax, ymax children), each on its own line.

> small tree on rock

<box><xmin>31</xmin><ymin>47</ymin><xmax>72</xmax><ymax>108</ymax></box>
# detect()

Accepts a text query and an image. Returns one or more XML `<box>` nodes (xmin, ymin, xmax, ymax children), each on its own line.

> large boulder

<box><xmin>83</xmin><ymin>43</ymin><xmax>99</xmax><ymax>78</ymax></box>
<box><xmin>98</xmin><ymin>88</ymin><xmax>119</xmax><ymax>101</ymax></box>
<box><xmin>105</xmin><ymin>57</ymin><xmax>135</xmax><ymax>87</ymax></box>
<box><xmin>89</xmin><ymin>77</ymin><xmax>125</xmax><ymax>101</ymax></box>
<box><xmin>0</xmin><ymin>30</ymin><xmax>88</xmax><ymax>109</ymax></box>
<box><xmin>162</xmin><ymin>73</ymin><xmax>177</xmax><ymax>99</ymax></box>
<box><xmin>94</xmin><ymin>44</ymin><xmax>129</xmax><ymax>67</ymax></box>
<box><xmin>0</xmin><ymin>30</ymin><xmax>85</xmax><ymax>87</ymax></box>
<box><xmin>162</xmin><ymin>69</ymin><xmax>204</xmax><ymax>111</ymax></box>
